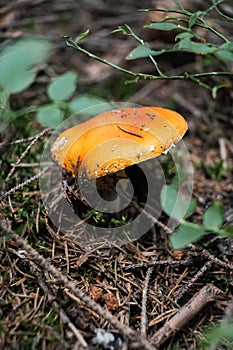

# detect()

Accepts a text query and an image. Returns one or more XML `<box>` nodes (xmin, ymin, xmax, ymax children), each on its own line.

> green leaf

<box><xmin>69</xmin><ymin>95</ymin><xmax>111</xmax><ymax>118</ymax></box>
<box><xmin>0</xmin><ymin>85</ymin><xmax>8</xmax><ymax>114</ymax></box>
<box><xmin>74</xmin><ymin>29</ymin><xmax>90</xmax><ymax>43</ymax></box>
<box><xmin>173</xmin><ymin>165</ymin><xmax>191</xmax><ymax>187</ymax></box>
<box><xmin>37</xmin><ymin>104</ymin><xmax>64</xmax><ymax>128</ymax></box>
<box><xmin>175</xmin><ymin>32</ymin><xmax>193</xmax><ymax>41</ymax></box>
<box><xmin>0</xmin><ymin>37</ymin><xmax>52</xmax><ymax>94</ymax></box>
<box><xmin>203</xmin><ymin>201</ymin><xmax>224</xmax><ymax>229</ymax></box>
<box><xmin>0</xmin><ymin>85</ymin><xmax>17</xmax><ymax>132</ymax></box>
<box><xmin>219</xmin><ymin>226</ymin><xmax>233</xmax><ymax>238</ymax></box>
<box><xmin>112</xmin><ymin>25</ymin><xmax>129</xmax><ymax>35</ymax></box>
<box><xmin>216</xmin><ymin>42</ymin><xmax>233</xmax><ymax>61</ymax></box>
<box><xmin>175</xmin><ymin>39</ymin><xmax>217</xmax><ymax>54</ymax></box>
<box><xmin>47</xmin><ymin>71</ymin><xmax>78</xmax><ymax>101</ymax></box>
<box><xmin>188</xmin><ymin>12</ymin><xmax>199</xmax><ymax>28</ymax></box>
<box><xmin>170</xmin><ymin>223</ymin><xmax>205</xmax><ymax>250</ymax></box>
<box><xmin>145</xmin><ymin>22</ymin><xmax>178</xmax><ymax>31</ymax></box>
<box><xmin>161</xmin><ymin>182</ymin><xmax>197</xmax><ymax>221</ymax></box>
<box><xmin>126</xmin><ymin>44</ymin><xmax>164</xmax><ymax>60</ymax></box>
<box><xmin>219</xmin><ymin>41</ymin><xmax>233</xmax><ymax>52</ymax></box>
<box><xmin>216</xmin><ymin>50</ymin><xmax>233</xmax><ymax>61</ymax></box>
<box><xmin>188</xmin><ymin>11</ymin><xmax>204</xmax><ymax>28</ymax></box>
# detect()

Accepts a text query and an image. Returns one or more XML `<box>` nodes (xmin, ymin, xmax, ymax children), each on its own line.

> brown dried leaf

<box><xmin>88</xmin><ymin>285</ymin><xmax>103</xmax><ymax>302</ymax></box>
<box><xmin>103</xmin><ymin>293</ymin><xmax>119</xmax><ymax>311</ymax></box>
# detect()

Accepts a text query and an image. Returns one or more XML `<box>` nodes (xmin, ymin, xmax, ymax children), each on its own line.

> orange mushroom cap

<box><xmin>51</xmin><ymin>107</ymin><xmax>187</xmax><ymax>178</ymax></box>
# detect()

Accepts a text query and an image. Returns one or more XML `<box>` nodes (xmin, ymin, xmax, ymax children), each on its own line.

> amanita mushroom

<box><xmin>50</xmin><ymin>106</ymin><xmax>187</xmax><ymax>227</ymax></box>
<box><xmin>51</xmin><ymin>106</ymin><xmax>187</xmax><ymax>179</ymax></box>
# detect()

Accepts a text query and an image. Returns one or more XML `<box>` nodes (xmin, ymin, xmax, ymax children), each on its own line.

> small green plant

<box><xmin>63</xmin><ymin>0</ymin><xmax>233</xmax><ymax>97</ymax></box>
<box><xmin>161</xmin><ymin>173</ymin><xmax>233</xmax><ymax>249</ymax></box>
<box><xmin>0</xmin><ymin>37</ymin><xmax>52</xmax><ymax>131</ymax></box>
<box><xmin>83</xmin><ymin>209</ymin><xmax>130</xmax><ymax>228</ymax></box>
<box><xmin>36</xmin><ymin>71</ymin><xmax>109</xmax><ymax>127</ymax></box>
<box><xmin>0</xmin><ymin>36</ymin><xmax>109</xmax><ymax>131</ymax></box>
<box><xmin>200</xmin><ymin>159</ymin><xmax>228</xmax><ymax>181</ymax></box>
<box><xmin>0</xmin><ymin>37</ymin><xmax>52</xmax><ymax>94</ymax></box>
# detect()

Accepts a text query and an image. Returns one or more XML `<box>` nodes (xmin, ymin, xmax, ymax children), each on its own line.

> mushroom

<box><xmin>51</xmin><ymin>106</ymin><xmax>187</xmax><ymax>179</ymax></box>
<box><xmin>51</xmin><ymin>106</ymin><xmax>187</xmax><ymax>225</ymax></box>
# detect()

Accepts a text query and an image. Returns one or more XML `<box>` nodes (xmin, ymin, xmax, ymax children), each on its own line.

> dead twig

<box><xmin>151</xmin><ymin>284</ymin><xmax>222</xmax><ymax>348</ymax></box>
<box><xmin>125</xmin><ymin>258</ymin><xmax>192</xmax><ymax>270</ymax></box>
<box><xmin>33</xmin><ymin>265</ymin><xmax>89</xmax><ymax>349</ymax></box>
<box><xmin>141</xmin><ymin>267</ymin><xmax>153</xmax><ymax>338</ymax></box>
<box><xmin>0</xmin><ymin>128</ymin><xmax>51</xmax><ymax>148</ymax></box>
<box><xmin>0</xmin><ymin>166</ymin><xmax>49</xmax><ymax>201</ymax></box>
<box><xmin>190</xmin><ymin>245</ymin><xmax>233</xmax><ymax>270</ymax></box>
<box><xmin>218</xmin><ymin>137</ymin><xmax>228</xmax><ymax>169</ymax></box>
<box><xmin>5</xmin><ymin>128</ymin><xmax>51</xmax><ymax>183</ymax></box>
<box><xmin>175</xmin><ymin>260</ymin><xmax>213</xmax><ymax>303</ymax></box>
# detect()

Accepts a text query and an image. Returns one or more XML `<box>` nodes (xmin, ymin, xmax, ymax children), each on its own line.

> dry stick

<box><xmin>175</xmin><ymin>260</ymin><xmax>213</xmax><ymax>304</ymax></box>
<box><xmin>0</xmin><ymin>166</ymin><xmax>49</xmax><ymax>200</ymax></box>
<box><xmin>189</xmin><ymin>245</ymin><xmax>233</xmax><ymax>270</ymax></box>
<box><xmin>11</xmin><ymin>162</ymin><xmax>52</xmax><ymax>168</ymax></box>
<box><xmin>11</xmin><ymin>233</ymin><xmax>157</xmax><ymax>350</ymax></box>
<box><xmin>141</xmin><ymin>267</ymin><xmax>153</xmax><ymax>338</ymax></box>
<box><xmin>151</xmin><ymin>284</ymin><xmax>222</xmax><ymax>348</ymax></box>
<box><xmin>28</xmin><ymin>260</ymin><xmax>88</xmax><ymax>349</ymax></box>
<box><xmin>132</xmin><ymin>200</ymin><xmax>172</xmax><ymax>234</ymax></box>
<box><xmin>200</xmin><ymin>248</ymin><xmax>233</xmax><ymax>270</ymax></box>
<box><xmin>125</xmin><ymin>258</ymin><xmax>192</xmax><ymax>271</ymax></box>
<box><xmin>5</xmin><ymin>128</ymin><xmax>51</xmax><ymax>183</ymax></box>
<box><xmin>219</xmin><ymin>137</ymin><xmax>228</xmax><ymax>169</ymax></box>
<box><xmin>0</xmin><ymin>129</ymin><xmax>52</xmax><ymax>147</ymax></box>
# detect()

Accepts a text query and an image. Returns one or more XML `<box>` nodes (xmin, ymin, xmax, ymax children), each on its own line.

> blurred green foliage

<box><xmin>65</xmin><ymin>0</ymin><xmax>233</xmax><ymax>96</ymax></box>
<box><xmin>0</xmin><ymin>36</ymin><xmax>109</xmax><ymax>130</ymax></box>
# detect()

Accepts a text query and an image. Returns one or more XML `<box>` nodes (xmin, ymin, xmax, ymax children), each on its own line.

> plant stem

<box><xmin>65</xmin><ymin>38</ymin><xmax>232</xmax><ymax>85</ymax></box>
<box><xmin>141</xmin><ymin>2</ymin><xmax>229</xmax><ymax>43</ymax></box>
<box><xmin>65</xmin><ymin>38</ymin><xmax>155</xmax><ymax>80</ymax></box>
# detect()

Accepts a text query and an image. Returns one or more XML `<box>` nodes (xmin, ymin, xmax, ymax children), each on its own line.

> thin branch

<box><xmin>190</xmin><ymin>245</ymin><xmax>233</xmax><ymax>270</ymax></box>
<box><xmin>65</xmin><ymin>37</ymin><xmax>156</xmax><ymax>81</ymax></box>
<box><xmin>28</xmin><ymin>260</ymin><xmax>88</xmax><ymax>349</ymax></box>
<box><xmin>141</xmin><ymin>267</ymin><xmax>153</xmax><ymax>338</ymax></box>
<box><xmin>125</xmin><ymin>258</ymin><xmax>192</xmax><ymax>270</ymax></box>
<box><xmin>65</xmin><ymin>37</ymin><xmax>233</xmax><ymax>87</ymax></box>
<box><xmin>151</xmin><ymin>284</ymin><xmax>222</xmax><ymax>348</ymax></box>
<box><xmin>0</xmin><ymin>166</ymin><xmax>49</xmax><ymax>201</ymax></box>
<box><xmin>175</xmin><ymin>260</ymin><xmax>213</xmax><ymax>303</ymax></box>
<box><xmin>0</xmin><ymin>129</ymin><xmax>51</xmax><ymax>147</ymax></box>
<box><xmin>5</xmin><ymin>128</ymin><xmax>51</xmax><ymax>183</ymax></box>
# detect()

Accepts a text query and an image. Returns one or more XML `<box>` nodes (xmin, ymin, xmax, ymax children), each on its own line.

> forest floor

<box><xmin>0</xmin><ymin>1</ymin><xmax>233</xmax><ymax>349</ymax></box>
